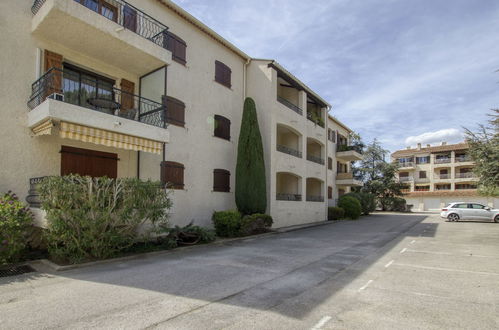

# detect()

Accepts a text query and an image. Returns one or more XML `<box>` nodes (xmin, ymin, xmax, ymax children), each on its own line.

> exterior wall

<box><xmin>406</xmin><ymin>196</ymin><xmax>499</xmax><ymax>212</ymax></box>
<box><xmin>327</xmin><ymin>117</ymin><xmax>353</xmax><ymax>205</ymax></box>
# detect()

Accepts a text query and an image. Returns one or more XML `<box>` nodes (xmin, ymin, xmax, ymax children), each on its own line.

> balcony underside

<box><xmin>28</xmin><ymin>99</ymin><xmax>169</xmax><ymax>153</ymax></box>
<box><xmin>32</xmin><ymin>0</ymin><xmax>171</xmax><ymax>75</ymax></box>
<box><xmin>336</xmin><ymin>150</ymin><xmax>363</xmax><ymax>161</ymax></box>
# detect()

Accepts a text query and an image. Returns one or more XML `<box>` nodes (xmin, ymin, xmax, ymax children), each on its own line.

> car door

<box><xmin>452</xmin><ymin>203</ymin><xmax>469</xmax><ymax>219</ymax></box>
<box><xmin>471</xmin><ymin>203</ymin><xmax>492</xmax><ymax>220</ymax></box>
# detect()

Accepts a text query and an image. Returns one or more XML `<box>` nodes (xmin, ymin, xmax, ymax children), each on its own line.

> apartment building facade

<box><xmin>0</xmin><ymin>0</ymin><xmax>362</xmax><ymax>228</ymax></box>
<box><xmin>392</xmin><ymin>142</ymin><xmax>498</xmax><ymax>211</ymax></box>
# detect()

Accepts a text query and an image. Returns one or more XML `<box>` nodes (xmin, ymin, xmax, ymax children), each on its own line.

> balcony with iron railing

<box><xmin>276</xmin><ymin>193</ymin><xmax>302</xmax><ymax>201</ymax></box>
<box><xmin>434</xmin><ymin>158</ymin><xmax>451</xmax><ymax>164</ymax></box>
<box><xmin>456</xmin><ymin>155</ymin><xmax>473</xmax><ymax>163</ymax></box>
<box><xmin>277</xmin><ymin>96</ymin><xmax>302</xmax><ymax>115</ymax></box>
<box><xmin>307</xmin><ymin>154</ymin><xmax>325</xmax><ymax>165</ymax></box>
<box><xmin>276</xmin><ymin>144</ymin><xmax>302</xmax><ymax>158</ymax></box>
<box><xmin>398</xmin><ymin>176</ymin><xmax>413</xmax><ymax>182</ymax></box>
<box><xmin>455</xmin><ymin>172</ymin><xmax>476</xmax><ymax>179</ymax></box>
<box><xmin>306</xmin><ymin>195</ymin><xmax>324</xmax><ymax>202</ymax></box>
<box><xmin>435</xmin><ymin>174</ymin><xmax>451</xmax><ymax>180</ymax></box>
<box><xmin>306</xmin><ymin>110</ymin><xmax>325</xmax><ymax>128</ymax></box>
<box><xmin>31</xmin><ymin>0</ymin><xmax>171</xmax><ymax>74</ymax></box>
<box><xmin>28</xmin><ymin>68</ymin><xmax>166</xmax><ymax>128</ymax></box>
<box><xmin>398</xmin><ymin>162</ymin><xmax>415</xmax><ymax>168</ymax></box>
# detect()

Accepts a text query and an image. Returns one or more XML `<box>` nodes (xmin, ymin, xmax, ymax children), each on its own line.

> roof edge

<box><xmin>327</xmin><ymin>114</ymin><xmax>352</xmax><ymax>133</ymax></box>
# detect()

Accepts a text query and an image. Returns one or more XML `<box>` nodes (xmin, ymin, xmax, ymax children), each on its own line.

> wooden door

<box><xmin>61</xmin><ymin>146</ymin><xmax>118</xmax><ymax>178</ymax></box>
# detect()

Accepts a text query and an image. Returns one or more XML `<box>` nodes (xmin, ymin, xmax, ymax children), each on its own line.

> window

<box><xmin>214</xmin><ymin>115</ymin><xmax>230</xmax><ymax>140</ymax></box>
<box><xmin>213</xmin><ymin>169</ymin><xmax>230</xmax><ymax>192</ymax></box>
<box><xmin>455</xmin><ymin>204</ymin><xmax>468</xmax><ymax>208</ymax></box>
<box><xmin>416</xmin><ymin>156</ymin><xmax>430</xmax><ymax>164</ymax></box>
<box><xmin>419</xmin><ymin>171</ymin><xmax>427</xmax><ymax>179</ymax></box>
<box><xmin>328</xmin><ymin>129</ymin><xmax>336</xmax><ymax>142</ymax></box>
<box><xmin>164</xmin><ymin>31</ymin><xmax>187</xmax><ymax>65</ymax></box>
<box><xmin>161</xmin><ymin>161</ymin><xmax>184</xmax><ymax>189</ymax></box>
<box><xmin>215</xmin><ymin>60</ymin><xmax>231</xmax><ymax>88</ymax></box>
<box><xmin>328</xmin><ymin>157</ymin><xmax>333</xmax><ymax>170</ymax></box>
<box><xmin>328</xmin><ymin>186</ymin><xmax>333</xmax><ymax>199</ymax></box>
<box><xmin>163</xmin><ymin>96</ymin><xmax>185</xmax><ymax>127</ymax></box>
<box><xmin>76</xmin><ymin>0</ymin><xmax>117</xmax><ymax>22</ymax></box>
<box><xmin>471</xmin><ymin>204</ymin><xmax>485</xmax><ymax>209</ymax></box>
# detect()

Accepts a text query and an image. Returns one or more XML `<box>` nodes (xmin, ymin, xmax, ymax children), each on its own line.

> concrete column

<box><xmin>298</xmin><ymin>91</ymin><xmax>307</xmax><ymax>115</ymax></box>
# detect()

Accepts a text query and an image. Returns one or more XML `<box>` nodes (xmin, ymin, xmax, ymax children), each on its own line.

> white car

<box><xmin>441</xmin><ymin>202</ymin><xmax>499</xmax><ymax>222</ymax></box>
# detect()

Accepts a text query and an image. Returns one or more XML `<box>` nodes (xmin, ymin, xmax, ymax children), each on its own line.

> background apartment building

<box><xmin>0</xmin><ymin>0</ymin><xmax>362</xmax><ymax>228</ymax></box>
<box><xmin>392</xmin><ymin>142</ymin><xmax>498</xmax><ymax>211</ymax></box>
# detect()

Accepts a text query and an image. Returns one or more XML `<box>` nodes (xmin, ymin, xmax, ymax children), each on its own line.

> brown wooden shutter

<box><xmin>328</xmin><ymin>157</ymin><xmax>333</xmax><ymax>170</ymax></box>
<box><xmin>161</xmin><ymin>161</ymin><xmax>184</xmax><ymax>189</ymax></box>
<box><xmin>213</xmin><ymin>169</ymin><xmax>230</xmax><ymax>192</ymax></box>
<box><xmin>165</xmin><ymin>32</ymin><xmax>187</xmax><ymax>65</ymax></box>
<box><xmin>214</xmin><ymin>115</ymin><xmax>230</xmax><ymax>140</ymax></box>
<box><xmin>123</xmin><ymin>5</ymin><xmax>137</xmax><ymax>32</ymax></box>
<box><xmin>215</xmin><ymin>61</ymin><xmax>231</xmax><ymax>88</ymax></box>
<box><xmin>60</xmin><ymin>146</ymin><xmax>117</xmax><ymax>178</ymax></box>
<box><xmin>44</xmin><ymin>50</ymin><xmax>63</xmax><ymax>96</ymax></box>
<box><xmin>163</xmin><ymin>96</ymin><xmax>185</xmax><ymax>127</ymax></box>
<box><xmin>328</xmin><ymin>186</ymin><xmax>333</xmax><ymax>199</ymax></box>
<box><xmin>120</xmin><ymin>79</ymin><xmax>135</xmax><ymax>112</ymax></box>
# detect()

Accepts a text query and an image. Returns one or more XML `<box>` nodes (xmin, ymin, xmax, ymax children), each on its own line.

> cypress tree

<box><xmin>235</xmin><ymin>97</ymin><xmax>267</xmax><ymax>215</ymax></box>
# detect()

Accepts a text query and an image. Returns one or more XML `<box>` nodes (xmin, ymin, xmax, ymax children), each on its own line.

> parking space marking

<box><xmin>410</xmin><ymin>240</ymin><xmax>416</xmax><ymax>244</ymax></box>
<box><xmin>394</xmin><ymin>263</ymin><xmax>499</xmax><ymax>276</ymax></box>
<box><xmin>359</xmin><ymin>280</ymin><xmax>373</xmax><ymax>291</ymax></box>
<box><xmin>385</xmin><ymin>260</ymin><xmax>394</xmax><ymax>268</ymax></box>
<box><xmin>311</xmin><ymin>316</ymin><xmax>332</xmax><ymax>330</ymax></box>
<box><xmin>400</xmin><ymin>248</ymin><xmax>407</xmax><ymax>254</ymax></box>
<box><xmin>405</xmin><ymin>249</ymin><xmax>498</xmax><ymax>258</ymax></box>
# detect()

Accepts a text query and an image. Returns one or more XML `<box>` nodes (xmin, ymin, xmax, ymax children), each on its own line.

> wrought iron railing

<box><xmin>398</xmin><ymin>162</ymin><xmax>414</xmax><ymax>168</ymax></box>
<box><xmin>306</xmin><ymin>195</ymin><xmax>324</xmax><ymax>202</ymax></box>
<box><xmin>307</xmin><ymin>154</ymin><xmax>325</xmax><ymax>165</ymax></box>
<box><xmin>276</xmin><ymin>144</ymin><xmax>302</xmax><ymax>158</ymax></box>
<box><xmin>32</xmin><ymin>0</ymin><xmax>169</xmax><ymax>50</ymax></box>
<box><xmin>306</xmin><ymin>111</ymin><xmax>325</xmax><ymax>128</ymax></box>
<box><xmin>435</xmin><ymin>158</ymin><xmax>451</xmax><ymax>164</ymax></box>
<box><xmin>414</xmin><ymin>177</ymin><xmax>430</xmax><ymax>183</ymax></box>
<box><xmin>436</xmin><ymin>174</ymin><xmax>450</xmax><ymax>179</ymax></box>
<box><xmin>276</xmin><ymin>193</ymin><xmax>302</xmax><ymax>201</ymax></box>
<box><xmin>337</xmin><ymin>144</ymin><xmax>363</xmax><ymax>154</ymax></box>
<box><xmin>455</xmin><ymin>172</ymin><xmax>476</xmax><ymax>179</ymax></box>
<box><xmin>399</xmin><ymin>176</ymin><xmax>413</xmax><ymax>182</ymax></box>
<box><xmin>27</xmin><ymin>68</ymin><xmax>166</xmax><ymax>128</ymax></box>
<box><xmin>456</xmin><ymin>156</ymin><xmax>472</xmax><ymax>162</ymax></box>
<box><xmin>277</xmin><ymin>96</ymin><xmax>302</xmax><ymax>115</ymax></box>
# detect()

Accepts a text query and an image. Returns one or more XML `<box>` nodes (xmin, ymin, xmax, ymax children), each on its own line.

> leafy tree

<box><xmin>235</xmin><ymin>98</ymin><xmax>267</xmax><ymax>214</ymax></box>
<box><xmin>355</xmin><ymin>139</ymin><xmax>405</xmax><ymax>210</ymax></box>
<box><xmin>464</xmin><ymin>109</ymin><xmax>499</xmax><ymax>196</ymax></box>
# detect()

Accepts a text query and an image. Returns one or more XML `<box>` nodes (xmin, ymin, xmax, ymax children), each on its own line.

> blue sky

<box><xmin>174</xmin><ymin>0</ymin><xmax>499</xmax><ymax>152</ymax></box>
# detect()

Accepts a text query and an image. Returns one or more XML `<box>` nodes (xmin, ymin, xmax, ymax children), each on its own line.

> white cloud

<box><xmin>404</xmin><ymin>128</ymin><xmax>464</xmax><ymax>147</ymax></box>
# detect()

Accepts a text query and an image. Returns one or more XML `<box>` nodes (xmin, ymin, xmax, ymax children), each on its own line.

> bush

<box><xmin>328</xmin><ymin>207</ymin><xmax>345</xmax><ymax>220</ymax></box>
<box><xmin>338</xmin><ymin>196</ymin><xmax>362</xmax><ymax>220</ymax></box>
<box><xmin>389</xmin><ymin>197</ymin><xmax>407</xmax><ymax>212</ymax></box>
<box><xmin>239</xmin><ymin>213</ymin><xmax>273</xmax><ymax>236</ymax></box>
<box><xmin>0</xmin><ymin>192</ymin><xmax>33</xmax><ymax>265</ymax></box>
<box><xmin>39</xmin><ymin>175</ymin><xmax>172</xmax><ymax>263</ymax></box>
<box><xmin>343</xmin><ymin>192</ymin><xmax>376</xmax><ymax>215</ymax></box>
<box><xmin>212</xmin><ymin>210</ymin><xmax>242</xmax><ymax>237</ymax></box>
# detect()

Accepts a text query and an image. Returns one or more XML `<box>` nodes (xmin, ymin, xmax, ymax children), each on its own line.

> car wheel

<box><xmin>494</xmin><ymin>215</ymin><xmax>499</xmax><ymax>223</ymax></box>
<box><xmin>447</xmin><ymin>213</ymin><xmax>459</xmax><ymax>222</ymax></box>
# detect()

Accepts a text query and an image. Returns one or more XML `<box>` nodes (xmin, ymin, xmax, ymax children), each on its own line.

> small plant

<box><xmin>388</xmin><ymin>197</ymin><xmax>407</xmax><ymax>212</ymax></box>
<box><xmin>328</xmin><ymin>207</ymin><xmax>345</xmax><ymax>220</ymax></box>
<box><xmin>39</xmin><ymin>175</ymin><xmax>172</xmax><ymax>263</ymax></box>
<box><xmin>338</xmin><ymin>195</ymin><xmax>362</xmax><ymax>220</ymax></box>
<box><xmin>0</xmin><ymin>191</ymin><xmax>33</xmax><ymax>265</ymax></box>
<box><xmin>343</xmin><ymin>192</ymin><xmax>376</xmax><ymax>215</ymax></box>
<box><xmin>239</xmin><ymin>213</ymin><xmax>273</xmax><ymax>236</ymax></box>
<box><xmin>163</xmin><ymin>222</ymin><xmax>216</xmax><ymax>246</ymax></box>
<box><xmin>212</xmin><ymin>210</ymin><xmax>242</xmax><ymax>237</ymax></box>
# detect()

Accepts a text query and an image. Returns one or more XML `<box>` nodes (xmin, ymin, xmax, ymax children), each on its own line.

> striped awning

<box><xmin>32</xmin><ymin>119</ymin><xmax>54</xmax><ymax>136</ymax></box>
<box><xmin>59</xmin><ymin>122</ymin><xmax>162</xmax><ymax>154</ymax></box>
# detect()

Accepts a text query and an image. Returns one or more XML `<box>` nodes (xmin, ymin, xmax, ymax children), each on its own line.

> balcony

<box><xmin>276</xmin><ymin>193</ymin><xmax>302</xmax><ymax>201</ymax></box>
<box><xmin>276</xmin><ymin>172</ymin><xmax>302</xmax><ymax>202</ymax></box>
<box><xmin>414</xmin><ymin>177</ymin><xmax>430</xmax><ymax>183</ymax></box>
<box><xmin>456</xmin><ymin>155</ymin><xmax>473</xmax><ymax>163</ymax></box>
<box><xmin>306</xmin><ymin>177</ymin><xmax>324</xmax><ymax>201</ymax></box>
<box><xmin>455</xmin><ymin>172</ymin><xmax>476</xmax><ymax>179</ymax></box>
<box><xmin>277</xmin><ymin>145</ymin><xmax>302</xmax><ymax>158</ymax></box>
<box><xmin>435</xmin><ymin>174</ymin><xmax>451</xmax><ymax>180</ymax></box>
<box><xmin>306</xmin><ymin>195</ymin><xmax>324</xmax><ymax>202</ymax></box>
<box><xmin>277</xmin><ymin>96</ymin><xmax>302</xmax><ymax>115</ymax></box>
<box><xmin>434</xmin><ymin>158</ymin><xmax>451</xmax><ymax>165</ymax></box>
<box><xmin>306</xmin><ymin>102</ymin><xmax>324</xmax><ymax>128</ymax></box>
<box><xmin>398</xmin><ymin>176</ymin><xmax>413</xmax><ymax>182</ymax></box>
<box><xmin>31</xmin><ymin>0</ymin><xmax>171</xmax><ymax>75</ymax></box>
<box><xmin>336</xmin><ymin>172</ymin><xmax>363</xmax><ymax>187</ymax></box>
<box><xmin>276</xmin><ymin>124</ymin><xmax>302</xmax><ymax>158</ymax></box>
<box><xmin>306</xmin><ymin>155</ymin><xmax>325</xmax><ymax>165</ymax></box>
<box><xmin>398</xmin><ymin>162</ymin><xmax>415</xmax><ymax>169</ymax></box>
<box><xmin>336</xmin><ymin>145</ymin><xmax>363</xmax><ymax>161</ymax></box>
<box><xmin>27</xmin><ymin>68</ymin><xmax>169</xmax><ymax>146</ymax></box>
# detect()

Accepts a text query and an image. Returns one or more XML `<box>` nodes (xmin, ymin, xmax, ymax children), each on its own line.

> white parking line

<box><xmin>400</xmin><ymin>248</ymin><xmax>407</xmax><ymax>254</ymax></box>
<box><xmin>410</xmin><ymin>240</ymin><xmax>416</xmax><ymax>244</ymax></box>
<box><xmin>385</xmin><ymin>260</ymin><xmax>394</xmax><ymax>268</ymax></box>
<box><xmin>359</xmin><ymin>280</ymin><xmax>373</xmax><ymax>291</ymax></box>
<box><xmin>311</xmin><ymin>316</ymin><xmax>332</xmax><ymax>330</ymax></box>
<box><xmin>395</xmin><ymin>263</ymin><xmax>499</xmax><ymax>276</ymax></box>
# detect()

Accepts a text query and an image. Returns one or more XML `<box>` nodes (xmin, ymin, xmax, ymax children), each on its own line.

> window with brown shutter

<box><xmin>214</xmin><ymin>115</ymin><xmax>230</xmax><ymax>140</ymax></box>
<box><xmin>123</xmin><ymin>5</ymin><xmax>137</xmax><ymax>32</ymax></box>
<box><xmin>328</xmin><ymin>186</ymin><xmax>333</xmax><ymax>199</ymax></box>
<box><xmin>44</xmin><ymin>50</ymin><xmax>63</xmax><ymax>97</ymax></box>
<box><xmin>328</xmin><ymin>157</ymin><xmax>333</xmax><ymax>170</ymax></box>
<box><xmin>162</xmin><ymin>96</ymin><xmax>185</xmax><ymax>127</ymax></box>
<box><xmin>213</xmin><ymin>169</ymin><xmax>230</xmax><ymax>192</ymax></box>
<box><xmin>215</xmin><ymin>60</ymin><xmax>231</xmax><ymax>88</ymax></box>
<box><xmin>164</xmin><ymin>31</ymin><xmax>187</xmax><ymax>65</ymax></box>
<box><xmin>161</xmin><ymin>161</ymin><xmax>185</xmax><ymax>189</ymax></box>
<box><xmin>61</xmin><ymin>146</ymin><xmax>117</xmax><ymax>178</ymax></box>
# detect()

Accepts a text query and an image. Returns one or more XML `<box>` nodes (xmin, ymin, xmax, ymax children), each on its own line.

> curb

<box><xmin>28</xmin><ymin>220</ymin><xmax>340</xmax><ymax>272</ymax></box>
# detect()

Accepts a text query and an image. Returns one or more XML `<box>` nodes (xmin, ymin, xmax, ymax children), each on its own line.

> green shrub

<box><xmin>0</xmin><ymin>191</ymin><xmax>33</xmax><ymax>265</ymax></box>
<box><xmin>343</xmin><ymin>192</ymin><xmax>376</xmax><ymax>215</ymax></box>
<box><xmin>39</xmin><ymin>175</ymin><xmax>172</xmax><ymax>263</ymax></box>
<box><xmin>338</xmin><ymin>196</ymin><xmax>362</xmax><ymax>220</ymax></box>
<box><xmin>239</xmin><ymin>213</ymin><xmax>273</xmax><ymax>236</ymax></box>
<box><xmin>389</xmin><ymin>197</ymin><xmax>407</xmax><ymax>212</ymax></box>
<box><xmin>328</xmin><ymin>207</ymin><xmax>345</xmax><ymax>220</ymax></box>
<box><xmin>212</xmin><ymin>210</ymin><xmax>242</xmax><ymax>237</ymax></box>
<box><xmin>235</xmin><ymin>98</ymin><xmax>267</xmax><ymax>215</ymax></box>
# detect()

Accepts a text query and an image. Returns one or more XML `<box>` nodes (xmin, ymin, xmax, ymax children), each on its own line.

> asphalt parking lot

<box><xmin>0</xmin><ymin>213</ymin><xmax>498</xmax><ymax>329</ymax></box>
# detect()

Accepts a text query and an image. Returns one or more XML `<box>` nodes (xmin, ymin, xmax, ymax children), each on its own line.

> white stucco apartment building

<box><xmin>0</xmin><ymin>0</ymin><xmax>362</xmax><ymax>228</ymax></box>
<box><xmin>392</xmin><ymin>142</ymin><xmax>498</xmax><ymax>211</ymax></box>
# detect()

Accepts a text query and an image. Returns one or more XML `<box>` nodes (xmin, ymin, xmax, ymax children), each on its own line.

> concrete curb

<box><xmin>28</xmin><ymin>220</ymin><xmax>340</xmax><ymax>272</ymax></box>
